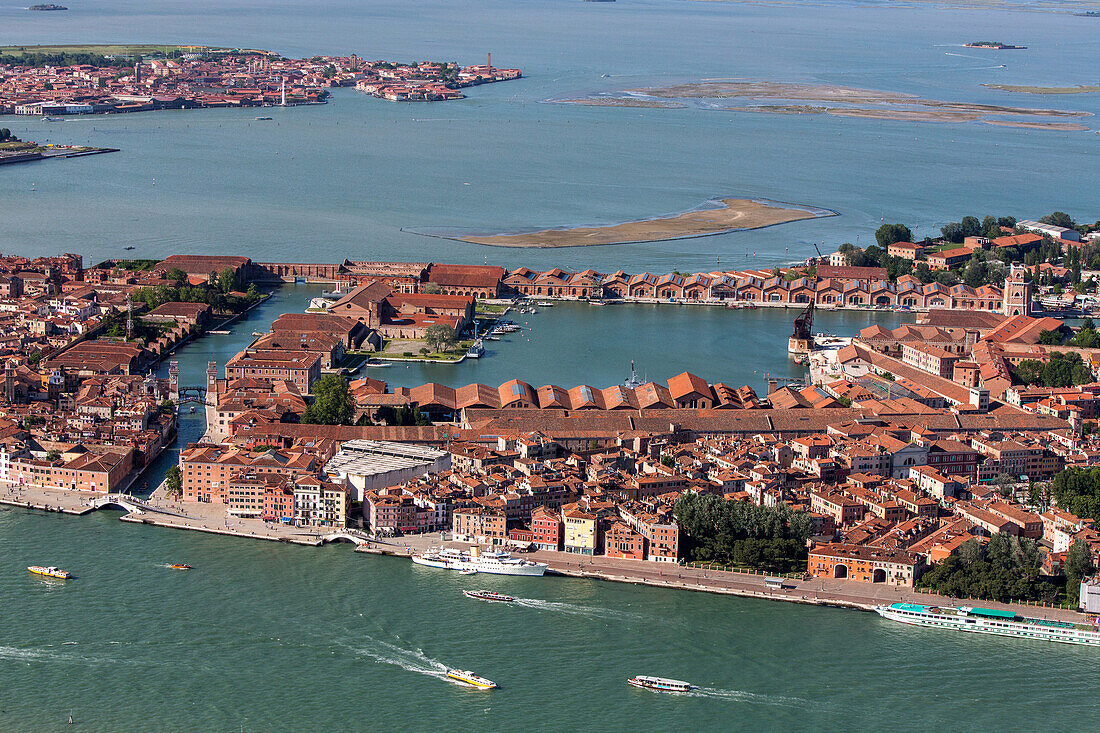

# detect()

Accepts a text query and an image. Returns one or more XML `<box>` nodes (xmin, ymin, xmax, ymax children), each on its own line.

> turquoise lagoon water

<box><xmin>1</xmin><ymin>2</ymin><xmax>1099</xmax><ymax>730</ymax></box>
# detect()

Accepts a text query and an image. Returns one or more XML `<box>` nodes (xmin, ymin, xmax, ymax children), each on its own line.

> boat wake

<box><xmin>512</xmin><ymin>598</ymin><xmax>643</xmax><ymax>622</ymax></box>
<box><xmin>343</xmin><ymin>636</ymin><xmax>451</xmax><ymax>682</ymax></box>
<box><xmin>689</xmin><ymin>686</ymin><xmax>805</xmax><ymax>707</ymax></box>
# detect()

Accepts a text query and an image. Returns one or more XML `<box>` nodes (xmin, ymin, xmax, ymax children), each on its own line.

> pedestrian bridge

<box><xmin>320</xmin><ymin>530</ymin><xmax>372</xmax><ymax>546</ymax></box>
<box><xmin>89</xmin><ymin>494</ymin><xmax>148</xmax><ymax>515</ymax></box>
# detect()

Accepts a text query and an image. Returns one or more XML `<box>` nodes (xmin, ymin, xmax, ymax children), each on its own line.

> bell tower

<box><xmin>1003</xmin><ymin>265</ymin><xmax>1032</xmax><ymax>317</ymax></box>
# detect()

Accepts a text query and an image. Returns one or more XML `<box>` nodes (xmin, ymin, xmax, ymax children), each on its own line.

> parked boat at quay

<box><xmin>875</xmin><ymin>603</ymin><xmax>1100</xmax><ymax>646</ymax></box>
<box><xmin>411</xmin><ymin>547</ymin><xmax>548</xmax><ymax>576</ymax></box>
<box><xmin>446</xmin><ymin>669</ymin><xmax>497</xmax><ymax>689</ymax></box>
<box><xmin>463</xmin><ymin>590</ymin><xmax>515</xmax><ymax>603</ymax></box>
<box><xmin>628</xmin><ymin>676</ymin><xmax>693</xmax><ymax>693</ymax></box>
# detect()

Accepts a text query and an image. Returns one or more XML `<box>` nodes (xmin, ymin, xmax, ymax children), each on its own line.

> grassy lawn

<box><xmin>0</xmin><ymin>141</ymin><xmax>45</xmax><ymax>154</ymax></box>
<box><xmin>476</xmin><ymin>303</ymin><xmax>507</xmax><ymax>315</ymax></box>
<box><xmin>373</xmin><ymin>337</ymin><xmax>473</xmax><ymax>361</ymax></box>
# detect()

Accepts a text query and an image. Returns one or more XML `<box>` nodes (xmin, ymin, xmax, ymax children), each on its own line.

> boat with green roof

<box><xmin>875</xmin><ymin>602</ymin><xmax>1100</xmax><ymax>646</ymax></box>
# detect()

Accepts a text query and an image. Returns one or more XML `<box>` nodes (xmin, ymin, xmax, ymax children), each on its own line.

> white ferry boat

<box><xmin>446</xmin><ymin>669</ymin><xmax>497</xmax><ymax>689</ymax></box>
<box><xmin>876</xmin><ymin>602</ymin><xmax>1100</xmax><ymax>646</ymax></box>
<box><xmin>411</xmin><ymin>547</ymin><xmax>548</xmax><ymax>577</ymax></box>
<box><xmin>628</xmin><ymin>675</ymin><xmax>693</xmax><ymax>693</ymax></box>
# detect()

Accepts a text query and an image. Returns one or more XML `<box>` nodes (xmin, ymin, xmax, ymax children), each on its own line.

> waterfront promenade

<box><xmin>1</xmin><ymin>481</ymin><xmax>1084</xmax><ymax>624</ymax></box>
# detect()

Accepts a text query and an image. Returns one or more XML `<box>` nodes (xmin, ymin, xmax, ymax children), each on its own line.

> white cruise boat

<box><xmin>876</xmin><ymin>602</ymin><xmax>1100</xmax><ymax>646</ymax></box>
<box><xmin>411</xmin><ymin>547</ymin><xmax>547</xmax><ymax>577</ymax></box>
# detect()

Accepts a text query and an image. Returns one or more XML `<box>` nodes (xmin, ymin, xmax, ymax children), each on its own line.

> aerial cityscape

<box><xmin>2</xmin><ymin>0</ymin><xmax>1100</xmax><ymax>730</ymax></box>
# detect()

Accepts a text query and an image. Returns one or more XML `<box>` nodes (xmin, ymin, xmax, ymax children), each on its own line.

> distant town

<box><xmin>0</xmin><ymin>46</ymin><xmax>521</xmax><ymax>116</ymax></box>
<box><xmin>4</xmin><ymin>207</ymin><xmax>1100</xmax><ymax>619</ymax></box>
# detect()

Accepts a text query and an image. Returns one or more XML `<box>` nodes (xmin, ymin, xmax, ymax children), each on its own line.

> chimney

<box><xmin>487</xmin><ymin>52</ymin><xmax>491</xmax><ymax>69</ymax></box>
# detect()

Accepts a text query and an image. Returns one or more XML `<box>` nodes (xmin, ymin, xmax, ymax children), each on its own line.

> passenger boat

<box><xmin>168</xmin><ymin>563</ymin><xmax>192</xmax><ymax>570</ymax></box>
<box><xmin>628</xmin><ymin>675</ymin><xmax>693</xmax><ymax>693</ymax></box>
<box><xmin>411</xmin><ymin>547</ymin><xmax>548</xmax><ymax>576</ymax></box>
<box><xmin>463</xmin><ymin>590</ymin><xmax>514</xmax><ymax>603</ymax></box>
<box><xmin>28</xmin><ymin>566</ymin><xmax>72</xmax><ymax>580</ymax></box>
<box><xmin>875</xmin><ymin>602</ymin><xmax>1100</xmax><ymax>646</ymax></box>
<box><xmin>536</xmin><ymin>301</ymin><xmax>554</xmax><ymax>307</ymax></box>
<box><xmin>446</xmin><ymin>669</ymin><xmax>497</xmax><ymax>689</ymax></box>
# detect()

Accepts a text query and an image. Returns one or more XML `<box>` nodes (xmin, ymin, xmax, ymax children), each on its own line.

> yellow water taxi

<box><xmin>446</xmin><ymin>669</ymin><xmax>497</xmax><ymax>689</ymax></box>
<box><xmin>28</xmin><ymin>566</ymin><xmax>72</xmax><ymax>580</ymax></box>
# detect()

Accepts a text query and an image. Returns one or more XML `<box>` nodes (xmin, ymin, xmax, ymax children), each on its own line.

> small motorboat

<box><xmin>463</xmin><ymin>590</ymin><xmax>514</xmax><ymax>602</ymax></box>
<box><xmin>628</xmin><ymin>675</ymin><xmax>693</xmax><ymax>693</ymax></box>
<box><xmin>124</xmin><ymin>246</ymin><xmax>135</xmax><ymax>251</ymax></box>
<box><xmin>28</xmin><ymin>566</ymin><xmax>72</xmax><ymax>580</ymax></box>
<box><xmin>458</xmin><ymin>568</ymin><xmax>478</xmax><ymax>575</ymax></box>
<box><xmin>255</xmin><ymin>116</ymin><xmax>273</xmax><ymax>120</ymax></box>
<box><xmin>447</xmin><ymin>669</ymin><xmax>497</xmax><ymax>689</ymax></box>
<box><xmin>168</xmin><ymin>564</ymin><xmax>192</xmax><ymax>571</ymax></box>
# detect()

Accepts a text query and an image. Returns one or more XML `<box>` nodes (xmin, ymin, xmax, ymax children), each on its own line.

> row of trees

<box><xmin>0</xmin><ymin>51</ymin><xmax>134</xmax><ymax>68</ymax></box>
<box><xmin>917</xmin><ymin>534</ymin><xmax>1059</xmax><ymax>603</ymax></box>
<box><xmin>131</xmin><ymin>267</ymin><xmax>259</xmax><ymax>315</ymax></box>
<box><xmin>1046</xmin><ymin>466</ymin><xmax>1100</xmax><ymax>524</ymax></box>
<box><xmin>1012</xmin><ymin>351</ymin><xmax>1092</xmax><ymax>388</ymax></box>
<box><xmin>673</xmin><ymin>493</ymin><xmax>814</xmax><ymax>573</ymax></box>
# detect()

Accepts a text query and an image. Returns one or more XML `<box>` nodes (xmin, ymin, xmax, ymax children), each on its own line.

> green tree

<box><xmin>875</xmin><ymin>223</ymin><xmax>913</xmax><ymax>248</ymax></box>
<box><xmin>1038</xmin><ymin>329</ymin><xmax>1064</xmax><ymax>346</ymax></box>
<box><xmin>217</xmin><ymin>267</ymin><xmax>237</xmax><ymax>294</ymax></box>
<box><xmin>1013</xmin><ymin>358</ymin><xmax>1043</xmax><ymax>385</ymax></box>
<box><xmin>941</xmin><ymin>221</ymin><xmax>965</xmax><ymax>243</ymax></box>
<box><xmin>165</xmin><ymin>465</ymin><xmax>182</xmax><ymax>498</ymax></box>
<box><xmin>302</xmin><ymin>374</ymin><xmax>355</xmax><ymax>425</ymax></box>
<box><xmin>424</xmin><ymin>323</ymin><xmax>456</xmax><ymax>353</ymax></box>
<box><xmin>1065</xmin><ymin>538</ymin><xmax>1096</xmax><ymax>605</ymax></box>
<box><xmin>1040</xmin><ymin>211</ymin><xmax>1076</xmax><ymax>229</ymax></box>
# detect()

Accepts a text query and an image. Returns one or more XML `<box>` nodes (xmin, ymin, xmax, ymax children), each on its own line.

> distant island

<box><xmin>965</xmin><ymin>41</ymin><xmax>1027</xmax><ymax>49</ymax></box>
<box><xmin>29</xmin><ymin>4</ymin><xmax>68</xmax><ymax>10</ymax></box>
<box><xmin>417</xmin><ymin>197</ymin><xmax>835</xmax><ymax>248</ymax></box>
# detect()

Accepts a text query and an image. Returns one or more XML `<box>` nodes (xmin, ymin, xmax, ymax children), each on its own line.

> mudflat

<box><xmin>559</xmin><ymin>80</ymin><xmax>1093</xmax><ymax>131</ymax></box>
<box><xmin>455</xmin><ymin>198</ymin><xmax>830</xmax><ymax>248</ymax></box>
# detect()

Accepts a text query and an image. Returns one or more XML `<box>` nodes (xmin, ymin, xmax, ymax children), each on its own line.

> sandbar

<box><xmin>560</xmin><ymin>97</ymin><xmax>686</xmax><ymax>109</ymax></box>
<box><xmin>826</xmin><ymin>108</ymin><xmax>981</xmax><ymax>122</ymax></box>
<box><xmin>982</xmin><ymin>120</ymin><xmax>1090</xmax><ymax>131</ymax></box>
<box><xmin>983</xmin><ymin>84</ymin><xmax>1100</xmax><ymax>94</ymax></box>
<box><xmin>448</xmin><ymin>198</ymin><xmax>833</xmax><ymax>248</ymax></box>
<box><xmin>563</xmin><ymin>80</ymin><xmax>1092</xmax><ymax>128</ymax></box>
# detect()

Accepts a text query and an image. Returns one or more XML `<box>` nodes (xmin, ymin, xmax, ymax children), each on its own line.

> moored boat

<box><xmin>411</xmin><ymin>547</ymin><xmax>548</xmax><ymax>576</ymax></box>
<box><xmin>875</xmin><ymin>602</ymin><xmax>1100</xmax><ymax>646</ymax></box>
<box><xmin>463</xmin><ymin>590</ymin><xmax>514</xmax><ymax>603</ymax></box>
<box><xmin>628</xmin><ymin>675</ymin><xmax>693</xmax><ymax>692</ymax></box>
<box><xmin>446</xmin><ymin>669</ymin><xmax>497</xmax><ymax>689</ymax></box>
<box><xmin>28</xmin><ymin>565</ymin><xmax>72</xmax><ymax>579</ymax></box>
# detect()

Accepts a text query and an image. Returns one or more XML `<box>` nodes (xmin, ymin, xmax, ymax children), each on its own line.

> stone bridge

<box><xmin>89</xmin><ymin>493</ymin><xmax>148</xmax><ymax>515</ymax></box>
<box><xmin>320</xmin><ymin>530</ymin><xmax>372</xmax><ymax>546</ymax></box>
